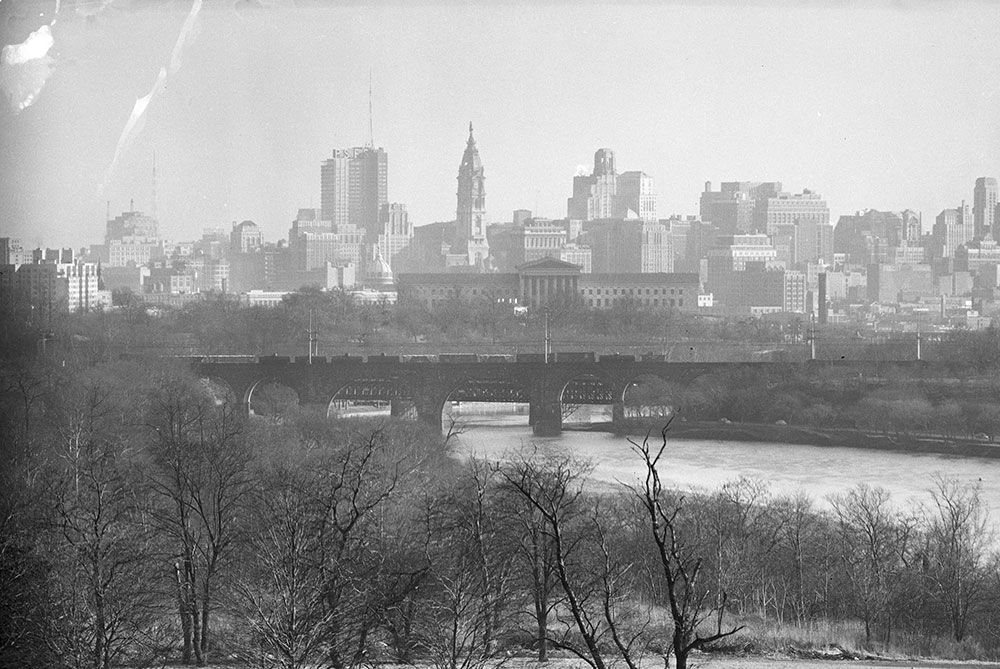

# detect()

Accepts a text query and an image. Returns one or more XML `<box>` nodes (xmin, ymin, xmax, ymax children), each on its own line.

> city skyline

<box><xmin>1</xmin><ymin>1</ymin><xmax>999</xmax><ymax>248</ymax></box>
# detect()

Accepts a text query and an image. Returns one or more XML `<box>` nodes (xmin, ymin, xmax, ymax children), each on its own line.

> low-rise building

<box><xmin>397</xmin><ymin>257</ymin><xmax>699</xmax><ymax>311</ymax></box>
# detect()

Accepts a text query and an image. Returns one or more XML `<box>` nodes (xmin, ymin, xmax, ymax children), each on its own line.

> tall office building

<box><xmin>932</xmin><ymin>203</ymin><xmax>975</xmax><ymax>259</ymax></box>
<box><xmin>757</xmin><ymin>189</ymin><xmax>830</xmax><ymax>234</ymax></box>
<box><xmin>617</xmin><ymin>171</ymin><xmax>657</xmax><ymax>221</ymax></box>
<box><xmin>104</xmin><ymin>209</ymin><xmax>163</xmax><ymax>267</ymax></box>
<box><xmin>377</xmin><ymin>203</ymin><xmax>413</xmax><ymax>269</ymax></box>
<box><xmin>640</xmin><ymin>220</ymin><xmax>672</xmax><ymax>272</ymax></box>
<box><xmin>973</xmin><ymin>177</ymin><xmax>997</xmax><ymax>240</ymax></box>
<box><xmin>567</xmin><ymin>149</ymin><xmax>619</xmax><ymax>221</ymax></box>
<box><xmin>0</xmin><ymin>237</ymin><xmax>28</xmax><ymax>266</ymax></box>
<box><xmin>699</xmin><ymin>182</ymin><xmax>782</xmax><ymax>235</ymax></box>
<box><xmin>230</xmin><ymin>220</ymin><xmax>263</xmax><ymax>253</ymax></box>
<box><xmin>320</xmin><ymin>146</ymin><xmax>388</xmax><ymax>240</ymax></box>
<box><xmin>105</xmin><ymin>209</ymin><xmax>159</xmax><ymax>244</ymax></box>
<box><xmin>453</xmin><ymin>123</ymin><xmax>490</xmax><ymax>267</ymax></box>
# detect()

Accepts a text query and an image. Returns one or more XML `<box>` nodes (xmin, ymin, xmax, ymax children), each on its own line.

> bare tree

<box><xmin>497</xmin><ymin>450</ymin><xmax>562</xmax><ymax>662</ymax></box>
<box><xmin>498</xmin><ymin>451</ymin><xmax>648</xmax><ymax>669</ymax></box>
<box><xmin>632</xmin><ymin>425</ymin><xmax>744</xmax><ymax>669</ymax></box>
<box><xmin>231</xmin><ymin>421</ymin><xmax>404</xmax><ymax>669</ymax></box>
<box><xmin>923</xmin><ymin>476</ymin><xmax>993</xmax><ymax>642</ymax></box>
<box><xmin>416</xmin><ymin>459</ymin><xmax>518</xmax><ymax>669</ymax></box>
<box><xmin>830</xmin><ymin>484</ymin><xmax>915</xmax><ymax>644</ymax></box>
<box><xmin>48</xmin><ymin>368</ymin><xmax>163</xmax><ymax>669</ymax></box>
<box><xmin>145</xmin><ymin>368</ymin><xmax>254</xmax><ymax>665</ymax></box>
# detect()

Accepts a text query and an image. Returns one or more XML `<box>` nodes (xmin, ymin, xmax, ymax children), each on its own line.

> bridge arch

<box><xmin>555</xmin><ymin>372</ymin><xmax>616</xmax><ymax>426</ymax></box>
<box><xmin>324</xmin><ymin>376</ymin><xmax>406</xmax><ymax>420</ymax></box>
<box><xmin>620</xmin><ymin>373</ymin><xmax>685</xmax><ymax>421</ymax></box>
<box><xmin>246</xmin><ymin>378</ymin><xmax>301</xmax><ymax>422</ymax></box>
<box><xmin>436</xmin><ymin>375</ymin><xmax>534</xmax><ymax>431</ymax></box>
<box><xmin>198</xmin><ymin>376</ymin><xmax>239</xmax><ymax>406</ymax></box>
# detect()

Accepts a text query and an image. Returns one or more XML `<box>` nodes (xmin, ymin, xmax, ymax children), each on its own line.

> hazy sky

<box><xmin>1</xmin><ymin>0</ymin><xmax>999</xmax><ymax>249</ymax></box>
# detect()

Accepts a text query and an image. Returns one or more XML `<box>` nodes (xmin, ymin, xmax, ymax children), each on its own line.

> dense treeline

<box><xmin>3</xmin><ymin>352</ymin><xmax>1000</xmax><ymax>669</ymax></box>
<box><xmin>6</xmin><ymin>289</ymin><xmax>1000</xmax><ymax>366</ymax></box>
<box><xmin>624</xmin><ymin>361</ymin><xmax>1000</xmax><ymax>441</ymax></box>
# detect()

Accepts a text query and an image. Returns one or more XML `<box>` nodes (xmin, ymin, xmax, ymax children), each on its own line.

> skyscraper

<box><xmin>699</xmin><ymin>182</ymin><xmax>782</xmax><ymax>235</ymax></box>
<box><xmin>932</xmin><ymin>203</ymin><xmax>975</xmax><ymax>259</ymax></box>
<box><xmin>567</xmin><ymin>149</ymin><xmax>618</xmax><ymax>221</ymax></box>
<box><xmin>454</xmin><ymin>123</ymin><xmax>489</xmax><ymax>267</ymax></box>
<box><xmin>617</xmin><ymin>171</ymin><xmax>657</xmax><ymax>221</ymax></box>
<box><xmin>377</xmin><ymin>203</ymin><xmax>413</xmax><ymax>269</ymax></box>
<box><xmin>320</xmin><ymin>147</ymin><xmax>388</xmax><ymax>240</ymax></box>
<box><xmin>973</xmin><ymin>177</ymin><xmax>997</xmax><ymax>240</ymax></box>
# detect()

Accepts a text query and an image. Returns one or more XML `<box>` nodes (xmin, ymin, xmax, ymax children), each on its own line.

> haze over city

<box><xmin>2</xmin><ymin>0</ymin><xmax>999</xmax><ymax>248</ymax></box>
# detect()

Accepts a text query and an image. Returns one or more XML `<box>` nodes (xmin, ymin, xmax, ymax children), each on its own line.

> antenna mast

<box><xmin>151</xmin><ymin>150</ymin><xmax>157</xmax><ymax>220</ymax></box>
<box><xmin>367</xmin><ymin>70</ymin><xmax>374</xmax><ymax>148</ymax></box>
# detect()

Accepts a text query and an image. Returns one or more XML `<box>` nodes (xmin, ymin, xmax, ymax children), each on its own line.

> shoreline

<box><xmin>570</xmin><ymin>420</ymin><xmax>1000</xmax><ymax>460</ymax></box>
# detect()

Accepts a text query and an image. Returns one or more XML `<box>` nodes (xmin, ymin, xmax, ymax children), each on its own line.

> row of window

<box><xmin>420</xmin><ymin>285</ymin><xmax>688</xmax><ymax>299</ymax></box>
<box><xmin>585</xmin><ymin>287</ymin><xmax>684</xmax><ymax>296</ymax></box>
<box><xmin>587</xmin><ymin>297</ymin><xmax>683</xmax><ymax>308</ymax></box>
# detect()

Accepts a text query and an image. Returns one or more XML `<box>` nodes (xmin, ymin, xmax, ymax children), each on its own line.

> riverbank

<box><xmin>573</xmin><ymin>419</ymin><xmax>1000</xmax><ymax>459</ymax></box>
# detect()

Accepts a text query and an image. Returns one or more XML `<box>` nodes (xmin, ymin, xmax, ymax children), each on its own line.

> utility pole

<box><xmin>809</xmin><ymin>314</ymin><xmax>816</xmax><ymax>361</ymax></box>
<box><xmin>307</xmin><ymin>309</ymin><xmax>318</xmax><ymax>363</ymax></box>
<box><xmin>543</xmin><ymin>309</ymin><xmax>551</xmax><ymax>364</ymax></box>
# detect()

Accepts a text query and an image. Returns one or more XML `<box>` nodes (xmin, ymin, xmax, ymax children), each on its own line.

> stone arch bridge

<box><xmin>193</xmin><ymin>354</ymin><xmax>926</xmax><ymax>436</ymax></box>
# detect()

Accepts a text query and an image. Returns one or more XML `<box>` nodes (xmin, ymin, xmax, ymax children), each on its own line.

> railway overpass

<box><xmin>193</xmin><ymin>353</ymin><xmax>929</xmax><ymax>436</ymax></box>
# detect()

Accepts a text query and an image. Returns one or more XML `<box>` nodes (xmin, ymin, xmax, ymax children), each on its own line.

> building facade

<box><xmin>617</xmin><ymin>171</ymin><xmax>657</xmax><ymax>221</ymax></box>
<box><xmin>567</xmin><ymin>149</ymin><xmax>619</xmax><ymax>221</ymax></box>
<box><xmin>320</xmin><ymin>146</ymin><xmax>388</xmax><ymax>240</ymax></box>
<box><xmin>397</xmin><ymin>257</ymin><xmax>699</xmax><ymax>311</ymax></box>
<box><xmin>974</xmin><ymin>177</ymin><xmax>997</xmax><ymax>240</ymax></box>
<box><xmin>932</xmin><ymin>204</ymin><xmax>975</xmax><ymax>259</ymax></box>
<box><xmin>453</xmin><ymin>123</ymin><xmax>490</xmax><ymax>267</ymax></box>
<box><xmin>758</xmin><ymin>189</ymin><xmax>830</xmax><ymax>235</ymax></box>
<box><xmin>699</xmin><ymin>181</ymin><xmax>781</xmax><ymax>235</ymax></box>
<box><xmin>377</xmin><ymin>202</ymin><xmax>413</xmax><ymax>269</ymax></box>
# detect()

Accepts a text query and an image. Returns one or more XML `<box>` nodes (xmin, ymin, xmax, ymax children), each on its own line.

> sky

<box><xmin>1</xmin><ymin>0</ymin><xmax>999</xmax><ymax>249</ymax></box>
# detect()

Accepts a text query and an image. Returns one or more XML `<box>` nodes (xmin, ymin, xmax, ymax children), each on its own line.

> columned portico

<box><xmin>516</xmin><ymin>257</ymin><xmax>583</xmax><ymax>309</ymax></box>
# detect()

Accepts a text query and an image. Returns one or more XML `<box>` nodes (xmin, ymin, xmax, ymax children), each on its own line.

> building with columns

<box><xmin>517</xmin><ymin>257</ymin><xmax>582</xmax><ymax>309</ymax></box>
<box><xmin>396</xmin><ymin>257</ymin><xmax>700</xmax><ymax>311</ymax></box>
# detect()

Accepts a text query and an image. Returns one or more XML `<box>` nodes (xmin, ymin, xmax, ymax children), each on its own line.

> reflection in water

<box><xmin>451</xmin><ymin>414</ymin><xmax>1000</xmax><ymax>526</ymax></box>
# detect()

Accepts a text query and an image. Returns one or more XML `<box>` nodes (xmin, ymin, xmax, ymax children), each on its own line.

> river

<box><xmin>448</xmin><ymin>410</ymin><xmax>1000</xmax><ymax>526</ymax></box>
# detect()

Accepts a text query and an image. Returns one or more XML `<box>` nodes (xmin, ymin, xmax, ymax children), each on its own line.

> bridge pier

<box><xmin>530</xmin><ymin>380</ymin><xmax>562</xmax><ymax>436</ymax></box>
<box><xmin>611</xmin><ymin>401</ymin><xmax>626</xmax><ymax>433</ymax></box>
<box><xmin>390</xmin><ymin>399</ymin><xmax>412</xmax><ymax>418</ymax></box>
<box><xmin>414</xmin><ymin>397</ymin><xmax>444</xmax><ymax>432</ymax></box>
